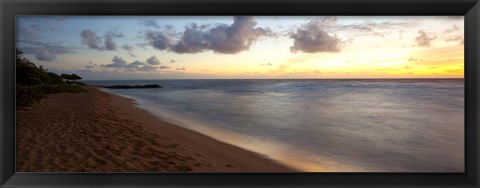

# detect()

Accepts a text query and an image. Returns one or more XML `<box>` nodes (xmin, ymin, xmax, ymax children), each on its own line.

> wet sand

<box><xmin>16</xmin><ymin>86</ymin><xmax>295</xmax><ymax>172</ymax></box>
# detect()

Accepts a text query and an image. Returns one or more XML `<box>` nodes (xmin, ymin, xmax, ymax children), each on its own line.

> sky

<box><xmin>16</xmin><ymin>16</ymin><xmax>464</xmax><ymax>80</ymax></box>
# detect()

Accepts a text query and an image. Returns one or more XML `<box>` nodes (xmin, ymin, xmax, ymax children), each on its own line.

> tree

<box><xmin>61</xmin><ymin>74</ymin><xmax>82</xmax><ymax>82</ymax></box>
<box><xmin>47</xmin><ymin>72</ymin><xmax>63</xmax><ymax>83</ymax></box>
<box><xmin>16</xmin><ymin>48</ymin><xmax>51</xmax><ymax>85</ymax></box>
<box><xmin>70</xmin><ymin>74</ymin><xmax>82</xmax><ymax>81</ymax></box>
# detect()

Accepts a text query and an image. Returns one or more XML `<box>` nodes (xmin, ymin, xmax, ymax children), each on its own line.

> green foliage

<box><xmin>61</xmin><ymin>73</ymin><xmax>82</xmax><ymax>81</ymax></box>
<box><xmin>16</xmin><ymin>85</ymin><xmax>45</xmax><ymax>107</ymax></box>
<box><xmin>16</xmin><ymin>84</ymin><xmax>87</xmax><ymax>107</ymax></box>
<box><xmin>16</xmin><ymin>49</ymin><xmax>87</xmax><ymax>107</ymax></box>
<box><xmin>47</xmin><ymin>72</ymin><xmax>64</xmax><ymax>83</ymax></box>
<box><xmin>16</xmin><ymin>56</ymin><xmax>51</xmax><ymax>85</ymax></box>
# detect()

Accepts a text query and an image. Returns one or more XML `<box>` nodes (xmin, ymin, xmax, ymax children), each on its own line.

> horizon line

<box><xmin>82</xmin><ymin>77</ymin><xmax>465</xmax><ymax>81</ymax></box>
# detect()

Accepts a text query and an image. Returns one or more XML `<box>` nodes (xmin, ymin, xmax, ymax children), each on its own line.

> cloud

<box><xmin>125</xmin><ymin>60</ymin><xmax>145</xmax><ymax>68</ymax></box>
<box><xmin>17</xmin><ymin>27</ymin><xmax>39</xmax><ymax>41</ymax></box>
<box><xmin>294</xmin><ymin>17</ymin><xmax>408</xmax><ymax>40</ymax></box>
<box><xmin>261</xmin><ymin>63</ymin><xmax>272</xmax><ymax>66</ymax></box>
<box><xmin>145</xmin><ymin>31</ymin><xmax>171</xmax><ymax>50</ymax></box>
<box><xmin>447</xmin><ymin>16</ymin><xmax>463</xmax><ymax>20</ymax></box>
<box><xmin>101</xmin><ymin>56</ymin><xmax>169</xmax><ymax>72</ymax></box>
<box><xmin>33</xmin><ymin>47</ymin><xmax>57</xmax><ymax>61</ymax></box>
<box><xmin>102</xmin><ymin>56</ymin><xmax>128</xmax><ymax>67</ymax></box>
<box><xmin>19</xmin><ymin>42</ymin><xmax>73</xmax><ymax>61</ymax></box>
<box><xmin>159</xmin><ymin>65</ymin><xmax>170</xmax><ymax>69</ymax></box>
<box><xmin>104</xmin><ymin>31</ymin><xmax>123</xmax><ymax>50</ymax></box>
<box><xmin>17</xmin><ymin>26</ymin><xmax>74</xmax><ymax>61</ymax></box>
<box><xmin>122</xmin><ymin>44</ymin><xmax>134</xmax><ymax>51</ymax></box>
<box><xmin>138</xmin><ymin>18</ymin><xmax>160</xmax><ymax>28</ymax></box>
<box><xmin>81</xmin><ymin>29</ymin><xmax>100</xmax><ymax>49</ymax></box>
<box><xmin>446</xmin><ymin>35</ymin><xmax>464</xmax><ymax>44</ymax></box>
<box><xmin>104</xmin><ymin>35</ymin><xmax>116</xmax><ymax>50</ymax></box>
<box><xmin>122</xmin><ymin>44</ymin><xmax>136</xmax><ymax>57</ymax></box>
<box><xmin>176</xmin><ymin>67</ymin><xmax>186</xmax><ymax>71</ymax></box>
<box><xmin>414</xmin><ymin>30</ymin><xmax>436</xmax><ymax>47</ymax></box>
<box><xmin>170</xmin><ymin>60</ymin><xmax>176</xmax><ymax>63</ymax></box>
<box><xmin>177</xmin><ymin>16</ymin><xmax>270</xmax><ymax>54</ymax></box>
<box><xmin>443</xmin><ymin>25</ymin><xmax>459</xmax><ymax>33</ymax></box>
<box><xmin>81</xmin><ymin>29</ymin><xmax>123</xmax><ymax>51</ymax></box>
<box><xmin>138</xmin><ymin>65</ymin><xmax>158</xmax><ymax>72</ymax></box>
<box><xmin>289</xmin><ymin>19</ymin><xmax>343</xmax><ymax>53</ymax></box>
<box><xmin>408</xmin><ymin>57</ymin><xmax>424</xmax><ymax>62</ymax></box>
<box><xmin>146</xmin><ymin>56</ymin><xmax>160</xmax><ymax>65</ymax></box>
<box><xmin>144</xmin><ymin>16</ymin><xmax>271</xmax><ymax>54</ymax></box>
<box><xmin>318</xmin><ymin>16</ymin><xmax>337</xmax><ymax>26</ymax></box>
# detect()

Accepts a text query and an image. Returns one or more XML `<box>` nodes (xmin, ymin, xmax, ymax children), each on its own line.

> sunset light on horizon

<box><xmin>16</xmin><ymin>16</ymin><xmax>464</xmax><ymax>80</ymax></box>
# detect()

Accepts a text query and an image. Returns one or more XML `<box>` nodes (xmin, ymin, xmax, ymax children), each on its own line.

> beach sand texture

<box><xmin>16</xmin><ymin>87</ymin><xmax>294</xmax><ymax>172</ymax></box>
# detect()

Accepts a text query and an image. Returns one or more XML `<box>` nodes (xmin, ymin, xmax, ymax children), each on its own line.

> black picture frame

<box><xmin>1</xmin><ymin>0</ymin><xmax>479</xmax><ymax>187</ymax></box>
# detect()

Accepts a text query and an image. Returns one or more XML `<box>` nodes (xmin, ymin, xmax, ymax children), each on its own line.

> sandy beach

<box><xmin>16</xmin><ymin>86</ymin><xmax>294</xmax><ymax>172</ymax></box>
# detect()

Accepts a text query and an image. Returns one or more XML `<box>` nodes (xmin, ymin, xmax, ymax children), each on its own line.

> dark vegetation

<box><xmin>100</xmin><ymin>84</ymin><xmax>162</xmax><ymax>89</ymax></box>
<box><xmin>16</xmin><ymin>49</ymin><xmax>86</xmax><ymax>107</ymax></box>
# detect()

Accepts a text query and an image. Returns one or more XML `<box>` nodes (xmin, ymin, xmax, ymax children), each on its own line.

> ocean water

<box><xmin>85</xmin><ymin>79</ymin><xmax>464</xmax><ymax>172</ymax></box>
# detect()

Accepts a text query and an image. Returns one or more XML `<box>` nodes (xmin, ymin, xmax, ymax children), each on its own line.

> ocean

<box><xmin>84</xmin><ymin>79</ymin><xmax>464</xmax><ymax>172</ymax></box>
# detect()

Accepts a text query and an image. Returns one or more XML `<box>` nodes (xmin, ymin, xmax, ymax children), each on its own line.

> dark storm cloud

<box><xmin>414</xmin><ymin>30</ymin><xmax>436</xmax><ymax>47</ymax></box>
<box><xmin>144</xmin><ymin>16</ymin><xmax>271</xmax><ymax>54</ymax></box>
<box><xmin>289</xmin><ymin>20</ymin><xmax>343</xmax><ymax>53</ymax></box>
<box><xmin>146</xmin><ymin>56</ymin><xmax>160</xmax><ymax>65</ymax></box>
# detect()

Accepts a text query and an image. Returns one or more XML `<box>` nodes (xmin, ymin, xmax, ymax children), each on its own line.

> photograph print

<box><xmin>15</xmin><ymin>16</ymin><xmax>464</xmax><ymax>172</ymax></box>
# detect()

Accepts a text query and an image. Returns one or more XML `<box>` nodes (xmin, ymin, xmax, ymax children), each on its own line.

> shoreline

<box><xmin>16</xmin><ymin>86</ymin><xmax>295</xmax><ymax>172</ymax></box>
